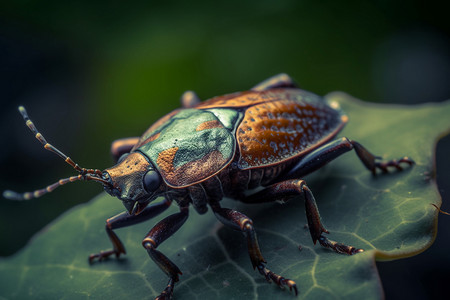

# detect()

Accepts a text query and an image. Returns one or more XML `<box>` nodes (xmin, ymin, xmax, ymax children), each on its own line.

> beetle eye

<box><xmin>143</xmin><ymin>170</ymin><xmax>161</xmax><ymax>193</ymax></box>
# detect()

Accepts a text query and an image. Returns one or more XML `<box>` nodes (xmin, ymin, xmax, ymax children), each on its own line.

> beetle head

<box><xmin>103</xmin><ymin>152</ymin><xmax>164</xmax><ymax>215</ymax></box>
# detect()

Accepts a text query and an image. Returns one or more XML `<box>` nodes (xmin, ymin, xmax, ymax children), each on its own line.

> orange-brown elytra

<box><xmin>4</xmin><ymin>74</ymin><xmax>414</xmax><ymax>299</ymax></box>
<box><xmin>195</xmin><ymin>120</ymin><xmax>223</xmax><ymax>131</ymax></box>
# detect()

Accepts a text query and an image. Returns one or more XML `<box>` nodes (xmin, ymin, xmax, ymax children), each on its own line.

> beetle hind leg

<box><xmin>284</xmin><ymin>137</ymin><xmax>414</xmax><ymax>179</ymax></box>
<box><xmin>242</xmin><ymin>179</ymin><xmax>363</xmax><ymax>255</ymax></box>
<box><xmin>212</xmin><ymin>204</ymin><xmax>298</xmax><ymax>295</ymax></box>
<box><xmin>351</xmin><ymin>141</ymin><xmax>414</xmax><ymax>175</ymax></box>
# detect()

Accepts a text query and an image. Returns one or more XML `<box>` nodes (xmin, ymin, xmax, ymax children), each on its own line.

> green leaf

<box><xmin>1</xmin><ymin>94</ymin><xmax>449</xmax><ymax>299</ymax></box>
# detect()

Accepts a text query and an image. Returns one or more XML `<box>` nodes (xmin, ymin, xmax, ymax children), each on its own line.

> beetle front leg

<box><xmin>211</xmin><ymin>204</ymin><xmax>298</xmax><ymax>295</ymax></box>
<box><xmin>89</xmin><ymin>199</ymin><xmax>172</xmax><ymax>263</ymax></box>
<box><xmin>142</xmin><ymin>206</ymin><xmax>189</xmax><ymax>300</ymax></box>
<box><xmin>110</xmin><ymin>137</ymin><xmax>140</xmax><ymax>162</ymax></box>
<box><xmin>243</xmin><ymin>179</ymin><xmax>363</xmax><ymax>255</ymax></box>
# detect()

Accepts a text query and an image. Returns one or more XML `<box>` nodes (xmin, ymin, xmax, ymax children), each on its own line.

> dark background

<box><xmin>1</xmin><ymin>1</ymin><xmax>449</xmax><ymax>299</ymax></box>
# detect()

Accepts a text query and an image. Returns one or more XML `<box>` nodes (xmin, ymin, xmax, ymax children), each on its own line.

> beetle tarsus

<box><xmin>318</xmin><ymin>236</ymin><xmax>364</xmax><ymax>255</ymax></box>
<box><xmin>88</xmin><ymin>249</ymin><xmax>124</xmax><ymax>263</ymax></box>
<box><xmin>373</xmin><ymin>156</ymin><xmax>415</xmax><ymax>174</ymax></box>
<box><xmin>155</xmin><ymin>278</ymin><xmax>176</xmax><ymax>300</ymax></box>
<box><xmin>257</xmin><ymin>264</ymin><xmax>298</xmax><ymax>295</ymax></box>
<box><xmin>351</xmin><ymin>140</ymin><xmax>415</xmax><ymax>174</ymax></box>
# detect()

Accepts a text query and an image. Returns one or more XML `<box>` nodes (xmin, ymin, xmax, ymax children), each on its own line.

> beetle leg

<box><xmin>242</xmin><ymin>179</ymin><xmax>363</xmax><ymax>255</ymax></box>
<box><xmin>251</xmin><ymin>73</ymin><xmax>298</xmax><ymax>91</ymax></box>
<box><xmin>211</xmin><ymin>204</ymin><xmax>298</xmax><ymax>295</ymax></box>
<box><xmin>110</xmin><ymin>137</ymin><xmax>140</xmax><ymax>162</ymax></box>
<box><xmin>283</xmin><ymin>137</ymin><xmax>414</xmax><ymax>179</ymax></box>
<box><xmin>351</xmin><ymin>140</ymin><xmax>414</xmax><ymax>175</ymax></box>
<box><xmin>89</xmin><ymin>199</ymin><xmax>172</xmax><ymax>263</ymax></box>
<box><xmin>142</xmin><ymin>206</ymin><xmax>189</xmax><ymax>300</ymax></box>
<box><xmin>180</xmin><ymin>90</ymin><xmax>201</xmax><ymax>108</ymax></box>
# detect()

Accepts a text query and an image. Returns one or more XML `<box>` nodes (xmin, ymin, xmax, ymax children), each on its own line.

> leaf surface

<box><xmin>1</xmin><ymin>94</ymin><xmax>449</xmax><ymax>299</ymax></box>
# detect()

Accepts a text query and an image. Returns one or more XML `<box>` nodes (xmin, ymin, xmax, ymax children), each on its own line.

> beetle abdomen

<box><xmin>236</xmin><ymin>91</ymin><xmax>347</xmax><ymax>169</ymax></box>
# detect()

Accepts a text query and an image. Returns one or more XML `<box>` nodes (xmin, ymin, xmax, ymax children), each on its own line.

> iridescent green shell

<box><xmin>136</xmin><ymin>108</ymin><xmax>242</xmax><ymax>188</ymax></box>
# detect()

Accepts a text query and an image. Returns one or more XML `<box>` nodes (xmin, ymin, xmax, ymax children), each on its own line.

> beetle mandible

<box><xmin>4</xmin><ymin>74</ymin><xmax>414</xmax><ymax>299</ymax></box>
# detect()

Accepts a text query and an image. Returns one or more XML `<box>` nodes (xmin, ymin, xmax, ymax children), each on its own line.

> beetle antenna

<box><xmin>17</xmin><ymin>106</ymin><xmax>103</xmax><ymax>177</ymax></box>
<box><xmin>3</xmin><ymin>106</ymin><xmax>111</xmax><ymax>201</ymax></box>
<box><xmin>3</xmin><ymin>174</ymin><xmax>110</xmax><ymax>201</ymax></box>
<box><xmin>432</xmin><ymin>204</ymin><xmax>450</xmax><ymax>215</ymax></box>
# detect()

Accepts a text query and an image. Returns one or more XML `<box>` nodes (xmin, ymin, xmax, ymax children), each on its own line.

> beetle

<box><xmin>4</xmin><ymin>74</ymin><xmax>414</xmax><ymax>299</ymax></box>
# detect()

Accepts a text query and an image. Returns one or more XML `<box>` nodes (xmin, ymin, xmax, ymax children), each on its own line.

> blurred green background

<box><xmin>1</xmin><ymin>0</ymin><xmax>449</xmax><ymax>299</ymax></box>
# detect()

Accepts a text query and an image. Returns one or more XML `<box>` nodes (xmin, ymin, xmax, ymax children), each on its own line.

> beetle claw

<box><xmin>318</xmin><ymin>236</ymin><xmax>364</xmax><ymax>255</ymax></box>
<box><xmin>373</xmin><ymin>156</ymin><xmax>415</xmax><ymax>174</ymax></box>
<box><xmin>257</xmin><ymin>264</ymin><xmax>298</xmax><ymax>295</ymax></box>
<box><xmin>88</xmin><ymin>249</ymin><xmax>124</xmax><ymax>263</ymax></box>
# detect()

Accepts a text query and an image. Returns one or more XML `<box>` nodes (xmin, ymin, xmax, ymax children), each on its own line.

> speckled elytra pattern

<box><xmin>236</xmin><ymin>97</ymin><xmax>345</xmax><ymax>169</ymax></box>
